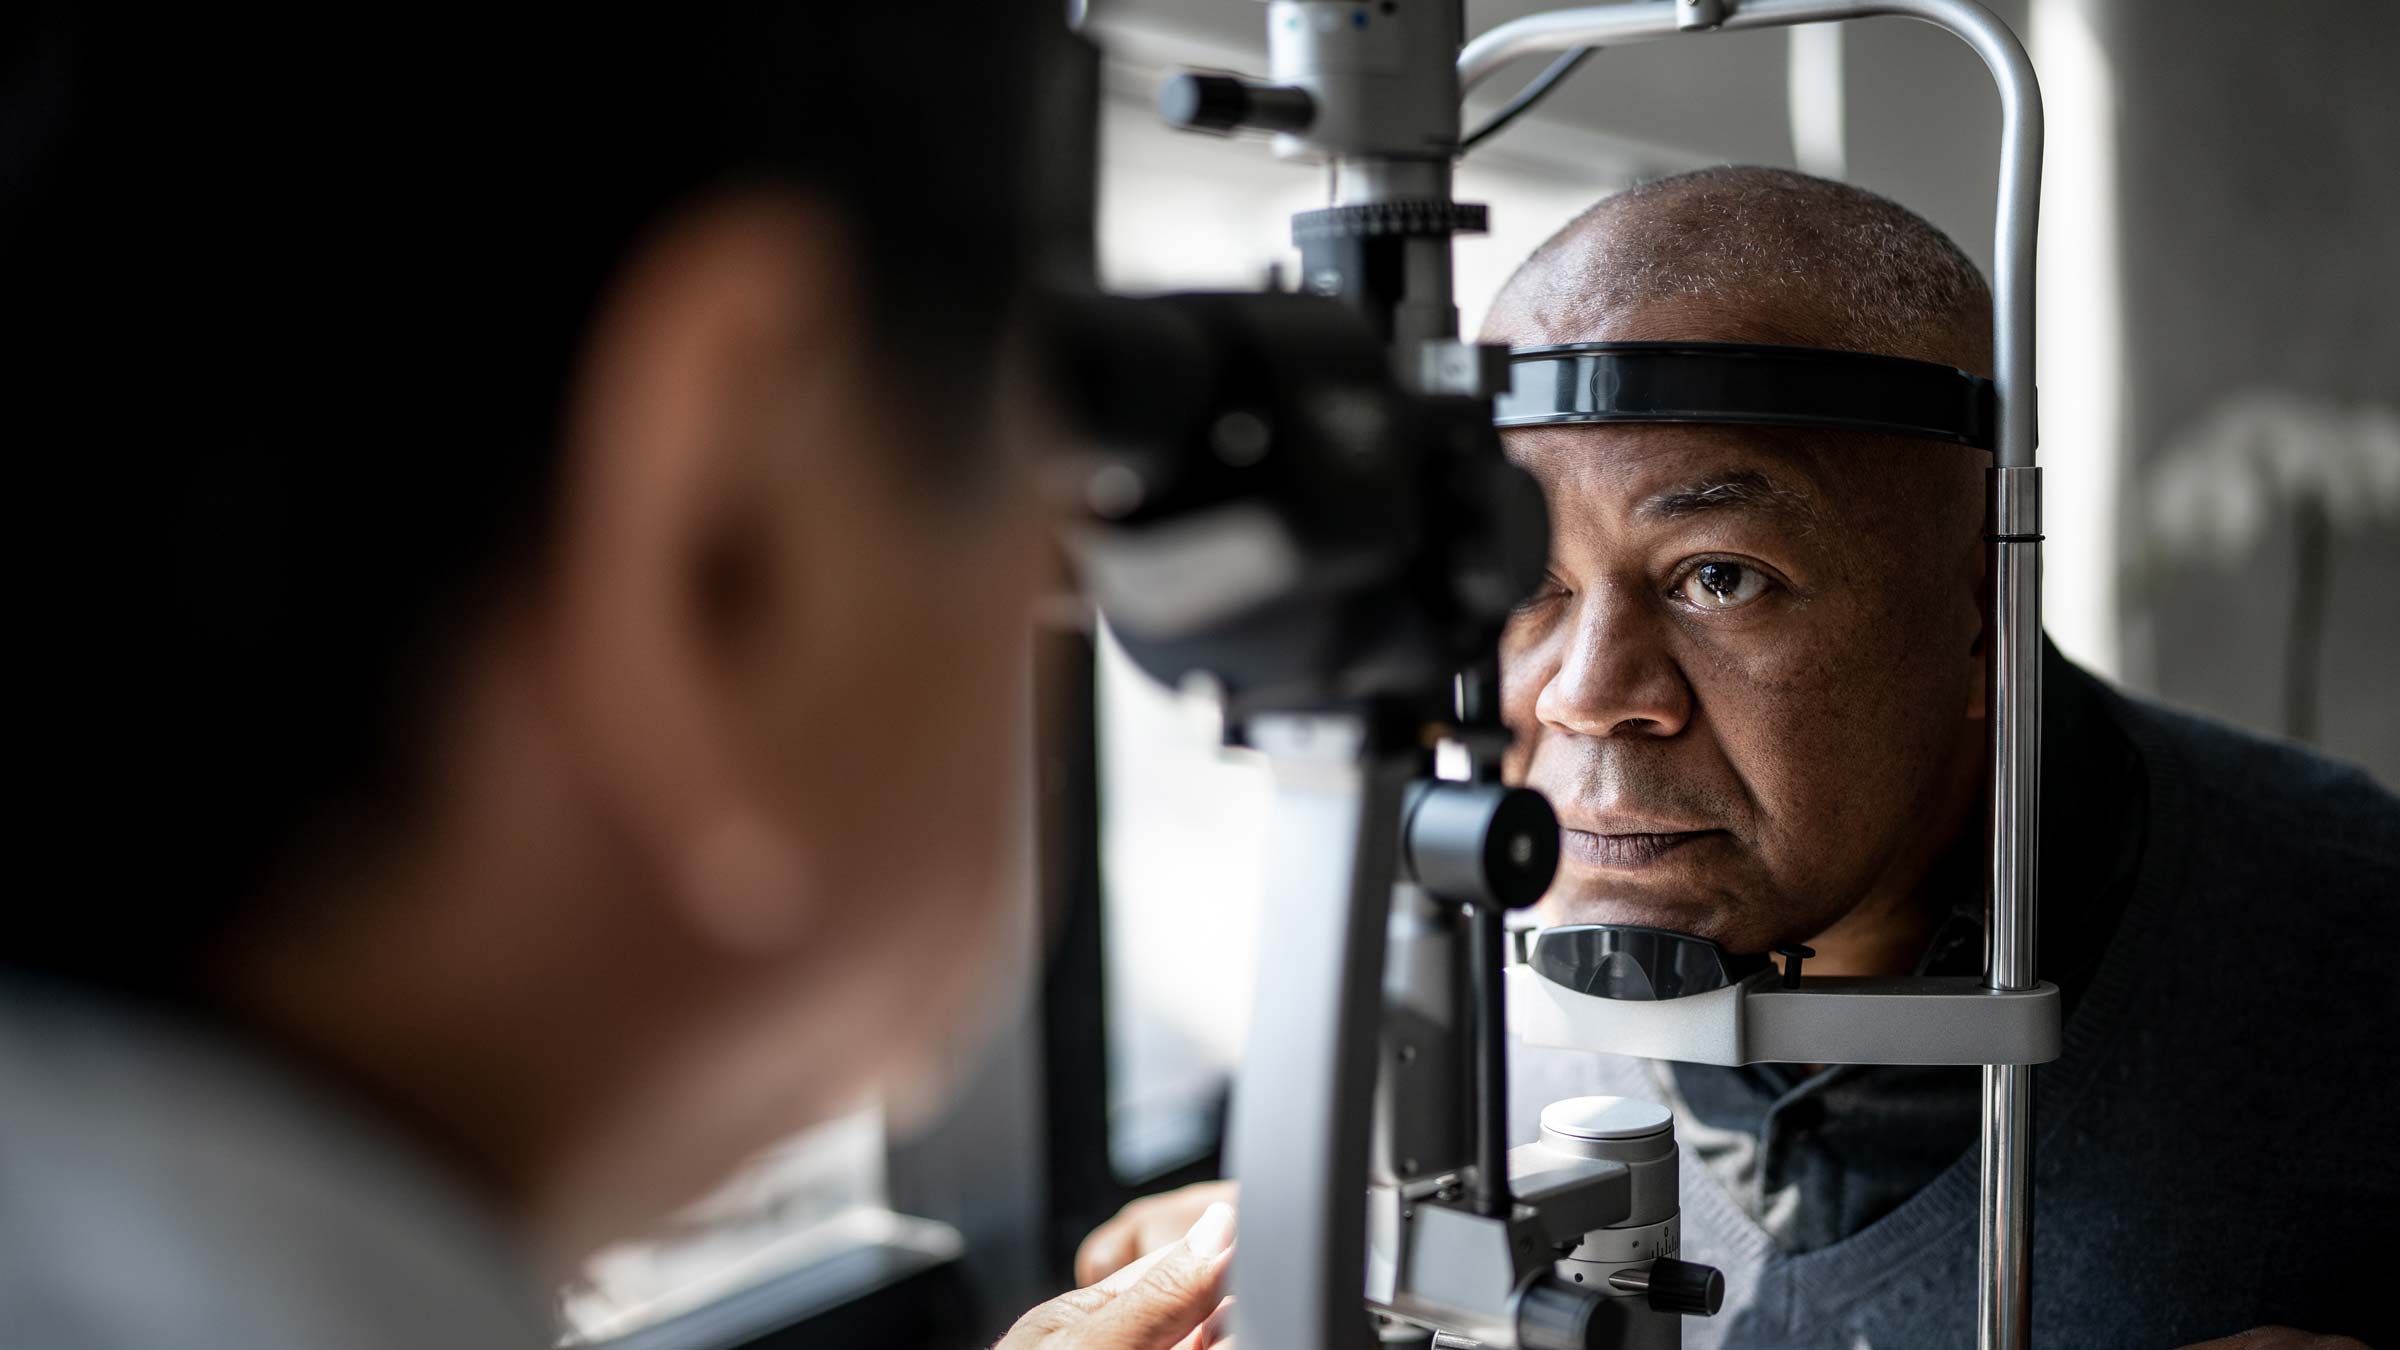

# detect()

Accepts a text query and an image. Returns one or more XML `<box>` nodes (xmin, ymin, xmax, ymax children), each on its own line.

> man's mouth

<box><xmin>1558</xmin><ymin>828</ymin><xmax>1720</xmax><ymax>869</ymax></box>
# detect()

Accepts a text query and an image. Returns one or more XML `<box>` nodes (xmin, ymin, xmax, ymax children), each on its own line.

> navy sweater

<box><xmin>1512</xmin><ymin>653</ymin><xmax>2400</xmax><ymax>1347</ymax></box>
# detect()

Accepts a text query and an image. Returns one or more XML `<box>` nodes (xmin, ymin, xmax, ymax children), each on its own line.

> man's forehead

<box><xmin>1482</xmin><ymin>275</ymin><xmax>1836</xmax><ymax>353</ymax></box>
<box><xmin>1503</xmin><ymin>422</ymin><xmax>1835</xmax><ymax>521</ymax></box>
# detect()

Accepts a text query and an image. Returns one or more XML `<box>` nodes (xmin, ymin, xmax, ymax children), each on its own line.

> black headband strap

<box><xmin>1495</xmin><ymin>342</ymin><xmax>1998</xmax><ymax>451</ymax></box>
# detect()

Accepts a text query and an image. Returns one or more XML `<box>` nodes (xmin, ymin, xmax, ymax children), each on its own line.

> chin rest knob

<box><xmin>1609</xmin><ymin>1256</ymin><xmax>1726</xmax><ymax>1317</ymax></box>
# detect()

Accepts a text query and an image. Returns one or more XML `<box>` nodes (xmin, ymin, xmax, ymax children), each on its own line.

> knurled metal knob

<box><xmin>1640</xmin><ymin>1257</ymin><xmax>1725</xmax><ymax>1317</ymax></box>
<box><xmin>1291</xmin><ymin>200</ymin><xmax>1491</xmax><ymax>244</ymax></box>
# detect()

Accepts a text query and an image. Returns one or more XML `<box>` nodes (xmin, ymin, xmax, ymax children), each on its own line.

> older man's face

<box><xmin>1497</xmin><ymin>420</ymin><xmax>1987</xmax><ymax>953</ymax></box>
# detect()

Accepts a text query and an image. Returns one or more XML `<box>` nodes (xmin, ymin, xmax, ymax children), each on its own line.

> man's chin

<box><xmin>1537</xmin><ymin>892</ymin><xmax>1776</xmax><ymax>955</ymax></box>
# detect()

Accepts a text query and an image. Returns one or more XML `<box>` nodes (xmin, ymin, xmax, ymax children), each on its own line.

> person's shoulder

<box><xmin>2093</xmin><ymin>674</ymin><xmax>2400</xmax><ymax>881</ymax></box>
<box><xmin>0</xmin><ymin>978</ymin><xmax>550</xmax><ymax>1350</ymax></box>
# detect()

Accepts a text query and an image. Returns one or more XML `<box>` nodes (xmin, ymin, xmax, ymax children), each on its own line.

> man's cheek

<box><xmin>1701</xmin><ymin>665</ymin><xmax>1851</xmax><ymax>829</ymax></box>
<box><xmin>1740</xmin><ymin>699</ymin><xmax>1893</xmax><ymax>895</ymax></box>
<box><xmin>1495</xmin><ymin>639</ymin><xmax>1544</xmax><ymax>786</ymax></box>
<box><xmin>1499</xmin><ymin>728</ymin><xmax>1535</xmax><ymax>786</ymax></box>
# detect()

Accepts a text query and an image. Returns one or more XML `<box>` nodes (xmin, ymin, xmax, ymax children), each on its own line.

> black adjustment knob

<box><xmin>1644</xmin><ymin>1257</ymin><xmax>1726</xmax><ymax>1317</ymax></box>
<box><xmin>1775</xmin><ymin>943</ymin><xmax>1815</xmax><ymax>989</ymax></box>
<box><xmin>1157</xmin><ymin>73</ymin><xmax>1315</xmax><ymax>135</ymax></box>
<box><xmin>1400</xmin><ymin>781</ymin><xmax>1560</xmax><ymax>912</ymax></box>
<box><xmin>1515</xmin><ymin>1274</ymin><xmax>1612</xmax><ymax>1350</ymax></box>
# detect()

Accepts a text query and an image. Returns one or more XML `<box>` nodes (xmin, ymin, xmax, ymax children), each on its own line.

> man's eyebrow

<box><xmin>1633</xmin><ymin>468</ymin><xmax>1826</xmax><ymax>532</ymax></box>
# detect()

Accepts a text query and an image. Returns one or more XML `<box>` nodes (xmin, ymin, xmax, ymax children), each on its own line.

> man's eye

<box><xmin>1677</xmin><ymin>560</ymin><xmax>1771</xmax><ymax>610</ymax></box>
<box><xmin>1513</xmin><ymin>573</ymin><xmax>1568</xmax><ymax>612</ymax></box>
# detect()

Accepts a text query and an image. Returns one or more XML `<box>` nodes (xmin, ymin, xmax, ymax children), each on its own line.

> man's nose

<box><xmin>1532</xmin><ymin>589</ymin><xmax>1693</xmax><ymax>739</ymax></box>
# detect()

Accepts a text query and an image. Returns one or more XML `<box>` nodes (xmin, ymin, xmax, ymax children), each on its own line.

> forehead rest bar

<box><xmin>1496</xmin><ymin>341</ymin><xmax>1997</xmax><ymax>451</ymax></box>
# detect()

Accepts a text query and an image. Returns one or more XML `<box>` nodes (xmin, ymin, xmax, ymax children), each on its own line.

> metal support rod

<box><xmin>1987</xmin><ymin>477</ymin><xmax>2043</xmax><ymax>990</ymax></box>
<box><xmin>1329</xmin><ymin>156</ymin><xmax>1465</xmax><ymax>351</ymax></box>
<box><xmin>1984</xmin><ymin>469</ymin><xmax>2043</xmax><ymax>1349</ymax></box>
<box><xmin>1988</xmin><ymin>502</ymin><xmax>2043</xmax><ymax>998</ymax></box>
<box><xmin>1231</xmin><ymin>717</ymin><xmax>1419</xmax><ymax>1350</ymax></box>
<box><xmin>1458</xmin><ymin>654</ymin><xmax>1515</xmax><ymax>1219</ymax></box>
<box><xmin>1979</xmin><ymin>1063</ymin><xmax>2036</xmax><ymax>1347</ymax></box>
<box><xmin>1465</xmin><ymin>906</ymin><xmax>1511</xmax><ymax>1216</ymax></box>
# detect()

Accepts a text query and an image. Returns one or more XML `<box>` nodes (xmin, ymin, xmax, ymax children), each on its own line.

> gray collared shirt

<box><xmin>0</xmin><ymin>976</ymin><xmax>554</xmax><ymax>1350</ymax></box>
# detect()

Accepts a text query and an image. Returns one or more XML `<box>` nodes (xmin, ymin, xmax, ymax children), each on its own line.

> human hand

<box><xmin>2173</xmin><ymin>1328</ymin><xmax>2367</xmax><ymax>1349</ymax></box>
<box><xmin>1075</xmin><ymin>1181</ymin><xmax>1240</xmax><ymax>1286</ymax></box>
<box><xmin>997</xmin><ymin>1201</ymin><xmax>1237</xmax><ymax>1350</ymax></box>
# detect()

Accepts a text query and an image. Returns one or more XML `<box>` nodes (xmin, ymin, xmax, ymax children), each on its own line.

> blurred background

<box><xmin>570</xmin><ymin>3</ymin><xmax>2399</xmax><ymax>1346</ymax></box>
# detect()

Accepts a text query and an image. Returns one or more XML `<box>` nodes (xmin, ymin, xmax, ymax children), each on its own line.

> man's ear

<box><xmin>542</xmin><ymin>193</ymin><xmax>854</xmax><ymax>956</ymax></box>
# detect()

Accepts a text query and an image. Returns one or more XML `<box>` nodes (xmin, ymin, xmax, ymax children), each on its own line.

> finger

<box><xmin>1184</xmin><ymin>1295</ymin><xmax>1235</xmax><ymax>1350</ymax></box>
<box><xmin>1093</xmin><ymin>1196</ymin><xmax>1240</xmax><ymax>1296</ymax></box>
<box><xmin>1074</xmin><ymin>1220</ymin><xmax>1137</xmax><ymax>1286</ymax></box>
<box><xmin>1072</xmin><ymin>1203</ymin><xmax>1236</xmax><ymax>1346</ymax></box>
<box><xmin>1139</xmin><ymin>1213</ymin><xmax>1200</xmax><ymax>1262</ymax></box>
<box><xmin>1207</xmin><ymin>1297</ymin><xmax>1235</xmax><ymax>1346</ymax></box>
<box><xmin>1000</xmin><ymin>1219</ymin><xmax>1220</xmax><ymax>1347</ymax></box>
<box><xmin>1141</xmin><ymin>1185</ymin><xmax>1239</xmax><ymax>1265</ymax></box>
<box><xmin>993</xmin><ymin>1284</ymin><xmax>1113</xmax><ymax>1347</ymax></box>
<box><xmin>1094</xmin><ymin>1235</ymin><xmax>1178</xmax><ymax>1295</ymax></box>
<box><xmin>1081</xmin><ymin>1181</ymin><xmax>1239</xmax><ymax>1286</ymax></box>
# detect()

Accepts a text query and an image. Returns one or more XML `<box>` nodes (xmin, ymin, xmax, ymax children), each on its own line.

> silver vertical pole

<box><xmin>1984</xmin><ymin>468</ymin><xmax>2044</xmax><ymax>1350</ymax></box>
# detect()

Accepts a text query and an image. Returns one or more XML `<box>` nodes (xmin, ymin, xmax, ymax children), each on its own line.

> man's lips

<box><xmin>1558</xmin><ymin>827</ymin><xmax>1721</xmax><ymax>868</ymax></box>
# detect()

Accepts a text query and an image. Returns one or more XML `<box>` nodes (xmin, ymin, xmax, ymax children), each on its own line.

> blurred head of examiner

<box><xmin>2</xmin><ymin>10</ymin><xmax>1229</xmax><ymax>1350</ymax></box>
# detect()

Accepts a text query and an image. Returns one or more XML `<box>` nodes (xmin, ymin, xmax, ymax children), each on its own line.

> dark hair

<box><xmin>6</xmin><ymin>6</ymin><xmax>1080</xmax><ymax>987</ymax></box>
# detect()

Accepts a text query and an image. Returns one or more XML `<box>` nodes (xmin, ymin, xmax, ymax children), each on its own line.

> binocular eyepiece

<box><xmin>1045</xmin><ymin>290</ymin><xmax>1550</xmax><ymax>722</ymax></box>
